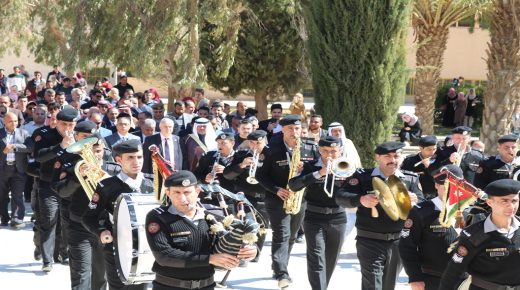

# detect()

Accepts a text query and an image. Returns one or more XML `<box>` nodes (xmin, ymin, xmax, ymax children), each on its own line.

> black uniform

<box><xmin>460</xmin><ymin>149</ymin><xmax>486</xmax><ymax>185</ymax></box>
<box><xmin>145</xmin><ymin>205</ymin><xmax>217</xmax><ymax>290</ymax></box>
<box><xmin>33</xmin><ymin>126</ymin><xmax>68</xmax><ymax>267</ymax></box>
<box><xmin>233</xmin><ymin>135</ymin><xmax>247</xmax><ymax>150</ymax></box>
<box><xmin>336</xmin><ymin>168</ymin><xmax>424</xmax><ymax>290</ymax></box>
<box><xmin>401</xmin><ymin>153</ymin><xmax>437</xmax><ymax>199</ymax></box>
<box><xmin>223</xmin><ymin>149</ymin><xmax>269</xmax><ymax>256</ymax></box>
<box><xmin>440</xmin><ymin>217</ymin><xmax>520</xmax><ymax>289</ymax></box>
<box><xmin>82</xmin><ymin>174</ymin><xmax>153</xmax><ymax>290</ymax></box>
<box><xmin>288</xmin><ymin>160</ymin><xmax>349</xmax><ymax>290</ymax></box>
<box><xmin>474</xmin><ymin>155</ymin><xmax>511</xmax><ymax>189</ymax></box>
<box><xmin>399</xmin><ymin>198</ymin><xmax>461</xmax><ymax>290</ymax></box>
<box><xmin>55</xmin><ymin>152</ymin><xmax>120</xmax><ymax>290</ymax></box>
<box><xmin>255</xmin><ymin>134</ymin><xmax>318</xmax><ymax>281</ymax></box>
<box><xmin>194</xmin><ymin>150</ymin><xmax>236</xmax><ymax>194</ymax></box>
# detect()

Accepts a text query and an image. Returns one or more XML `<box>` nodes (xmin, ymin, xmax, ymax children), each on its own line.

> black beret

<box><xmin>216</xmin><ymin>132</ymin><xmax>235</xmax><ymax>141</ymax></box>
<box><xmin>164</xmin><ymin>170</ymin><xmax>198</xmax><ymax>187</ymax></box>
<box><xmin>419</xmin><ymin>135</ymin><xmax>438</xmax><ymax>147</ymax></box>
<box><xmin>452</xmin><ymin>126</ymin><xmax>472</xmax><ymax>135</ymax></box>
<box><xmin>112</xmin><ymin>139</ymin><xmax>142</xmax><ymax>156</ymax></box>
<box><xmin>74</xmin><ymin>121</ymin><xmax>96</xmax><ymax>134</ymax></box>
<box><xmin>433</xmin><ymin>165</ymin><xmax>463</xmax><ymax>184</ymax></box>
<box><xmin>498</xmin><ymin>134</ymin><xmax>518</xmax><ymax>144</ymax></box>
<box><xmin>270</xmin><ymin>103</ymin><xmax>282</xmax><ymax>111</ymax></box>
<box><xmin>279</xmin><ymin>115</ymin><xmax>302</xmax><ymax>127</ymax></box>
<box><xmin>56</xmin><ymin>108</ymin><xmax>78</xmax><ymax>122</ymax></box>
<box><xmin>318</xmin><ymin>136</ymin><xmax>341</xmax><ymax>147</ymax></box>
<box><xmin>247</xmin><ymin>130</ymin><xmax>267</xmax><ymax>141</ymax></box>
<box><xmin>374</xmin><ymin>141</ymin><xmax>405</xmax><ymax>155</ymax></box>
<box><xmin>484</xmin><ymin>179</ymin><xmax>520</xmax><ymax>197</ymax></box>
<box><xmin>116</xmin><ymin>112</ymin><xmax>131</xmax><ymax>119</ymax></box>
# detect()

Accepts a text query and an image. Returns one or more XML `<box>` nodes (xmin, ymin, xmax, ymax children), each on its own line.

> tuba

<box><xmin>66</xmin><ymin>137</ymin><xmax>106</xmax><ymax>200</ymax></box>
<box><xmin>283</xmin><ymin>137</ymin><xmax>305</xmax><ymax>215</ymax></box>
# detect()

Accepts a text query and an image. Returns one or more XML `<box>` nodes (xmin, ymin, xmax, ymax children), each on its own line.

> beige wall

<box><xmin>0</xmin><ymin>27</ymin><xmax>491</xmax><ymax>82</ymax></box>
<box><xmin>406</xmin><ymin>27</ymin><xmax>490</xmax><ymax>80</ymax></box>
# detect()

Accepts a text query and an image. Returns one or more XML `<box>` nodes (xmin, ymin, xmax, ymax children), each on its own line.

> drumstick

<box><xmin>370</xmin><ymin>190</ymin><xmax>379</xmax><ymax>218</ymax></box>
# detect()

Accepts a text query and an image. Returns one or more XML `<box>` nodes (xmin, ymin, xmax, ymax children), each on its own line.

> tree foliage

<box><xmin>0</xmin><ymin>0</ymin><xmax>33</xmax><ymax>58</ymax></box>
<box><xmin>203</xmin><ymin>0</ymin><xmax>308</xmax><ymax>118</ymax></box>
<box><xmin>302</xmin><ymin>0</ymin><xmax>412</xmax><ymax>166</ymax></box>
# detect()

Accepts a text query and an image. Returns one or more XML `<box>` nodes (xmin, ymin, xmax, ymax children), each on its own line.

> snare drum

<box><xmin>113</xmin><ymin>193</ymin><xmax>160</xmax><ymax>285</ymax></box>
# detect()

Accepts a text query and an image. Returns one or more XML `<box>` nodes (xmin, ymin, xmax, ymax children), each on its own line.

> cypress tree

<box><xmin>302</xmin><ymin>1</ymin><xmax>412</xmax><ymax>166</ymax></box>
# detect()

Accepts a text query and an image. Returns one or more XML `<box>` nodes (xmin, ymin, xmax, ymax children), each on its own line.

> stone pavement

<box><xmin>0</xmin><ymin>203</ymin><xmax>410</xmax><ymax>290</ymax></box>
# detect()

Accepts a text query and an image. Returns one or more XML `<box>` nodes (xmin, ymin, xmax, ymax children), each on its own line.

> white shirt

<box><xmin>160</xmin><ymin>133</ymin><xmax>174</xmax><ymax>163</ymax></box>
<box><xmin>168</xmin><ymin>205</ymin><xmax>205</xmax><ymax>225</ymax></box>
<box><xmin>117</xmin><ymin>172</ymin><xmax>145</xmax><ymax>192</ymax></box>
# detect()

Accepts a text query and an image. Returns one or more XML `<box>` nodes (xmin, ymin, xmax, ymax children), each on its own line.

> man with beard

<box><xmin>336</xmin><ymin>141</ymin><xmax>424</xmax><ymax>290</ymax></box>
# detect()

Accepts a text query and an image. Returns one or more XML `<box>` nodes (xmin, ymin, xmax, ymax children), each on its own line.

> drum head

<box><xmin>114</xmin><ymin>195</ymin><xmax>134</xmax><ymax>282</ymax></box>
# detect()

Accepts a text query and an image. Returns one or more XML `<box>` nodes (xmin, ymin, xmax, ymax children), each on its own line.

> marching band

<box><xmin>4</xmin><ymin>100</ymin><xmax>520</xmax><ymax>290</ymax></box>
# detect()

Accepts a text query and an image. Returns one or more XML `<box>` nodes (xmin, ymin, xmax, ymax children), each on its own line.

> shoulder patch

<box><xmin>476</xmin><ymin>167</ymin><xmax>483</xmax><ymax>174</ymax></box>
<box><xmin>54</xmin><ymin>161</ymin><xmax>61</xmax><ymax>169</ymax></box>
<box><xmin>59</xmin><ymin>172</ymin><xmax>67</xmax><ymax>180</ymax></box>
<box><xmin>147</xmin><ymin>222</ymin><xmax>160</xmax><ymax>234</ymax></box>
<box><xmin>404</xmin><ymin>218</ymin><xmax>413</xmax><ymax>229</ymax></box>
<box><xmin>91</xmin><ymin>193</ymin><xmax>100</xmax><ymax>202</ymax></box>
<box><xmin>34</xmin><ymin>135</ymin><xmax>42</xmax><ymax>142</ymax></box>
<box><xmin>348</xmin><ymin>178</ymin><xmax>359</xmax><ymax>186</ymax></box>
<box><xmin>457</xmin><ymin>245</ymin><xmax>468</xmax><ymax>257</ymax></box>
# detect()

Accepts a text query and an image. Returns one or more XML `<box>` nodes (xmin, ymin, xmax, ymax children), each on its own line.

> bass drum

<box><xmin>457</xmin><ymin>275</ymin><xmax>471</xmax><ymax>290</ymax></box>
<box><xmin>113</xmin><ymin>193</ymin><xmax>160</xmax><ymax>285</ymax></box>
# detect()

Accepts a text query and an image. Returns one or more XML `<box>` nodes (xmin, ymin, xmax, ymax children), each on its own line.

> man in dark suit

<box><xmin>0</xmin><ymin>95</ymin><xmax>24</xmax><ymax>126</ymax></box>
<box><xmin>0</xmin><ymin>112</ymin><xmax>33</xmax><ymax>228</ymax></box>
<box><xmin>104</xmin><ymin>113</ymin><xmax>140</xmax><ymax>150</ymax></box>
<box><xmin>143</xmin><ymin>118</ymin><xmax>183</xmax><ymax>178</ymax></box>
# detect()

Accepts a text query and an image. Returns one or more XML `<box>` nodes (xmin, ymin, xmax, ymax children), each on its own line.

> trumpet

<box><xmin>323</xmin><ymin>157</ymin><xmax>356</xmax><ymax>197</ymax></box>
<box><xmin>246</xmin><ymin>151</ymin><xmax>260</xmax><ymax>184</ymax></box>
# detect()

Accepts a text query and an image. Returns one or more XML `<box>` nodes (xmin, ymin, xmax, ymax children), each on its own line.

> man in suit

<box><xmin>89</xmin><ymin>112</ymin><xmax>113</xmax><ymax>138</ymax></box>
<box><xmin>104</xmin><ymin>113</ymin><xmax>140</xmax><ymax>150</ymax></box>
<box><xmin>143</xmin><ymin>118</ymin><xmax>183</xmax><ymax>178</ymax></box>
<box><xmin>132</xmin><ymin>112</ymin><xmax>155</xmax><ymax>142</ymax></box>
<box><xmin>0</xmin><ymin>112</ymin><xmax>33</xmax><ymax>227</ymax></box>
<box><xmin>0</xmin><ymin>95</ymin><xmax>24</xmax><ymax>126</ymax></box>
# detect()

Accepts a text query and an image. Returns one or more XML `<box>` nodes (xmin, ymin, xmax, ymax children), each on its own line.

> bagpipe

<box><xmin>434</xmin><ymin>167</ymin><xmax>487</xmax><ymax>228</ymax></box>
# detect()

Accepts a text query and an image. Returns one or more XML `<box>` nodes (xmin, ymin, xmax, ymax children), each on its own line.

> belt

<box><xmin>357</xmin><ymin>229</ymin><xmax>401</xmax><ymax>241</ymax></box>
<box><xmin>155</xmin><ymin>274</ymin><xmax>214</xmax><ymax>289</ymax></box>
<box><xmin>472</xmin><ymin>276</ymin><xmax>520</xmax><ymax>290</ymax></box>
<box><xmin>306</xmin><ymin>204</ymin><xmax>344</xmax><ymax>215</ymax></box>
<box><xmin>6</xmin><ymin>161</ymin><xmax>15</xmax><ymax>166</ymax></box>
<box><xmin>421</xmin><ymin>266</ymin><xmax>443</xmax><ymax>277</ymax></box>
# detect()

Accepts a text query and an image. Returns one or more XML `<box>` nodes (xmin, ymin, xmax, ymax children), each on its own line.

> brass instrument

<box><xmin>66</xmin><ymin>137</ymin><xmax>106</xmax><ymax>201</ymax></box>
<box><xmin>246</xmin><ymin>151</ymin><xmax>259</xmax><ymax>184</ymax></box>
<box><xmin>323</xmin><ymin>156</ymin><xmax>356</xmax><ymax>197</ymax></box>
<box><xmin>454</xmin><ymin>143</ymin><xmax>465</xmax><ymax>167</ymax></box>
<box><xmin>284</xmin><ymin>138</ymin><xmax>305</xmax><ymax>215</ymax></box>
<box><xmin>371</xmin><ymin>175</ymin><xmax>412</xmax><ymax>221</ymax></box>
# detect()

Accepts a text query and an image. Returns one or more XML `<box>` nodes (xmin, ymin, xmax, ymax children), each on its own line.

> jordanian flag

<box><xmin>439</xmin><ymin>178</ymin><xmax>478</xmax><ymax>227</ymax></box>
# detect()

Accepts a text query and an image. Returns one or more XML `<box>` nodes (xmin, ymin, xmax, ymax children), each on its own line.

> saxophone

<box><xmin>283</xmin><ymin>137</ymin><xmax>305</xmax><ymax>215</ymax></box>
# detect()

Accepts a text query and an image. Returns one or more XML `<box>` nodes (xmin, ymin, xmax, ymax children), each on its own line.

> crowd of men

<box><xmin>1</xmin><ymin>64</ymin><xmax>520</xmax><ymax>290</ymax></box>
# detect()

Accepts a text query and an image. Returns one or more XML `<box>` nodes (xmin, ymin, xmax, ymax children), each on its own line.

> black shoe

<box><xmin>34</xmin><ymin>248</ymin><xmax>42</xmax><ymax>261</ymax></box>
<box><xmin>10</xmin><ymin>218</ymin><xmax>25</xmax><ymax>229</ymax></box>
<box><xmin>42</xmin><ymin>263</ymin><xmax>52</xmax><ymax>272</ymax></box>
<box><xmin>57</xmin><ymin>254</ymin><xmax>69</xmax><ymax>265</ymax></box>
<box><xmin>295</xmin><ymin>236</ymin><xmax>304</xmax><ymax>244</ymax></box>
<box><xmin>0</xmin><ymin>221</ymin><xmax>9</xmax><ymax>226</ymax></box>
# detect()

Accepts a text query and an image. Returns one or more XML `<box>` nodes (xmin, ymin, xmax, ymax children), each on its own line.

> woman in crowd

<box><xmin>464</xmin><ymin>88</ymin><xmax>479</xmax><ymax>128</ymax></box>
<box><xmin>289</xmin><ymin>93</ymin><xmax>306</xmax><ymax>122</ymax></box>
<box><xmin>441</xmin><ymin>87</ymin><xmax>457</xmax><ymax>127</ymax></box>
<box><xmin>454</xmin><ymin>91</ymin><xmax>468</xmax><ymax>126</ymax></box>
<box><xmin>398</xmin><ymin>112</ymin><xmax>422</xmax><ymax>144</ymax></box>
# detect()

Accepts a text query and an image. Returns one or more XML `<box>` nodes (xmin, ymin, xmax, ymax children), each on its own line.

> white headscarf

<box><xmin>327</xmin><ymin>122</ymin><xmax>362</xmax><ymax>168</ymax></box>
<box><xmin>193</xmin><ymin>118</ymin><xmax>217</xmax><ymax>151</ymax></box>
<box><xmin>401</xmin><ymin>112</ymin><xmax>418</xmax><ymax>126</ymax></box>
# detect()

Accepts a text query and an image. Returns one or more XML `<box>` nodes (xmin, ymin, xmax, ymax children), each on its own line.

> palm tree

<box><xmin>480</xmin><ymin>0</ymin><xmax>520</xmax><ymax>153</ymax></box>
<box><xmin>412</xmin><ymin>0</ymin><xmax>491</xmax><ymax>134</ymax></box>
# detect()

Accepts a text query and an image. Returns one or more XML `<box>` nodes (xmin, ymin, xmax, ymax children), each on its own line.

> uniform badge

<box><xmin>59</xmin><ymin>172</ymin><xmax>67</xmax><ymax>180</ymax></box>
<box><xmin>220</xmin><ymin>135</ymin><xmax>226</xmax><ymax>139</ymax></box>
<box><xmin>54</xmin><ymin>161</ymin><xmax>61</xmax><ymax>169</ymax></box>
<box><xmin>476</xmin><ymin>167</ymin><xmax>483</xmax><ymax>174</ymax></box>
<box><xmin>34</xmin><ymin>135</ymin><xmax>42</xmax><ymax>142</ymax></box>
<box><xmin>348</xmin><ymin>178</ymin><xmax>359</xmax><ymax>186</ymax></box>
<box><xmin>258</xmin><ymin>154</ymin><xmax>265</xmax><ymax>161</ymax></box>
<box><xmin>147</xmin><ymin>222</ymin><xmax>160</xmax><ymax>234</ymax></box>
<box><xmin>457</xmin><ymin>245</ymin><xmax>468</xmax><ymax>257</ymax></box>
<box><xmin>404</xmin><ymin>218</ymin><xmax>413</xmax><ymax>229</ymax></box>
<box><xmin>91</xmin><ymin>193</ymin><xmax>100</xmax><ymax>203</ymax></box>
<box><xmin>182</xmin><ymin>179</ymin><xmax>190</xmax><ymax>186</ymax></box>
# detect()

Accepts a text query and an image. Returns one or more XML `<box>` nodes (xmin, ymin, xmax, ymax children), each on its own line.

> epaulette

<box><xmin>153</xmin><ymin>205</ymin><xmax>169</xmax><ymax>215</ymax></box>
<box><xmin>356</xmin><ymin>168</ymin><xmax>366</xmax><ymax>174</ymax></box>
<box><xmin>401</xmin><ymin>170</ymin><xmax>419</xmax><ymax>177</ymax></box>
<box><xmin>460</xmin><ymin>220</ymin><xmax>489</xmax><ymax>247</ymax></box>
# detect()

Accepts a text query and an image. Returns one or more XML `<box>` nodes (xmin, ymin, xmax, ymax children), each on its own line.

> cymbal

<box><xmin>387</xmin><ymin>175</ymin><xmax>412</xmax><ymax>220</ymax></box>
<box><xmin>372</xmin><ymin>177</ymin><xmax>400</xmax><ymax>221</ymax></box>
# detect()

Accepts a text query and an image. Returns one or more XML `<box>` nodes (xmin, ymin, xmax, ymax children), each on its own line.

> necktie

<box><xmin>164</xmin><ymin>138</ymin><xmax>171</xmax><ymax>162</ymax></box>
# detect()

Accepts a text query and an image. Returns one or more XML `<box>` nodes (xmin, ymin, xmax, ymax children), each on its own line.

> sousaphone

<box><xmin>371</xmin><ymin>175</ymin><xmax>412</xmax><ymax>221</ymax></box>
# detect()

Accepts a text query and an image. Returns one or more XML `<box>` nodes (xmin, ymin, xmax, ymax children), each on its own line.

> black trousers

<box><xmin>38</xmin><ymin>185</ymin><xmax>67</xmax><ymax>264</ymax></box>
<box><xmin>32</xmin><ymin>178</ymin><xmax>41</xmax><ymax>250</ymax></box>
<box><xmin>356</xmin><ymin>237</ymin><xmax>402</xmax><ymax>290</ymax></box>
<box><xmin>304</xmin><ymin>218</ymin><xmax>346</xmax><ymax>290</ymax></box>
<box><xmin>423</xmin><ymin>274</ymin><xmax>441</xmax><ymax>290</ymax></box>
<box><xmin>264</xmin><ymin>195</ymin><xmax>305</xmax><ymax>279</ymax></box>
<box><xmin>68</xmin><ymin>218</ymin><xmax>107</xmax><ymax>290</ymax></box>
<box><xmin>0</xmin><ymin>165</ymin><xmax>26</xmax><ymax>220</ymax></box>
<box><xmin>247</xmin><ymin>197</ymin><xmax>270</xmax><ymax>254</ymax></box>
<box><xmin>103</xmin><ymin>242</ymin><xmax>148</xmax><ymax>290</ymax></box>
